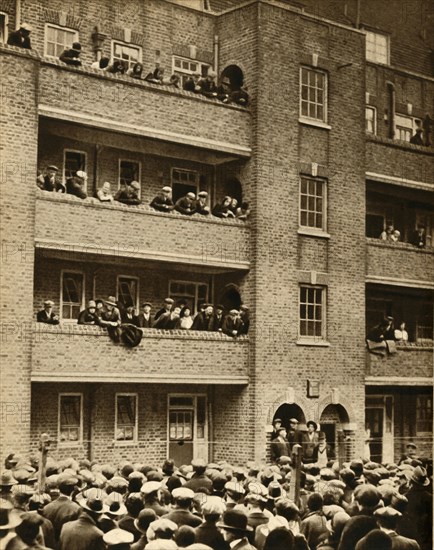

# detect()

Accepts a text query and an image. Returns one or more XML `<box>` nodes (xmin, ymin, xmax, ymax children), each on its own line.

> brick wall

<box><xmin>366</xmin><ymin>347</ymin><xmax>433</xmax><ymax>378</ymax></box>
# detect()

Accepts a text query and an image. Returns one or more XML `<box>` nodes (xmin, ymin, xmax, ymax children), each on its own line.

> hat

<box><xmin>288</xmin><ymin>418</ymin><xmax>299</xmax><ymax>424</ymax></box>
<box><xmin>146</xmin><ymin>541</ymin><xmax>177</xmax><ymax>550</ymax></box>
<box><xmin>72</xmin><ymin>42</ymin><xmax>82</xmax><ymax>51</ymax></box>
<box><xmin>374</xmin><ymin>506</ymin><xmax>402</xmax><ymax>520</ymax></box>
<box><xmin>80</xmin><ymin>496</ymin><xmax>109</xmax><ymax>514</ymax></box>
<box><xmin>149</xmin><ymin>518</ymin><xmax>178</xmax><ymax>536</ymax></box>
<box><xmin>355</xmin><ymin>484</ymin><xmax>380</xmax><ymax>508</ymax></box>
<box><xmin>103</xmin><ymin>528</ymin><xmax>134</xmax><ymax>546</ymax></box>
<box><xmin>409</xmin><ymin>465</ymin><xmax>430</xmax><ymax>486</ymax></box>
<box><xmin>224</xmin><ymin>481</ymin><xmax>245</xmax><ymax>495</ymax></box>
<box><xmin>202</xmin><ymin>495</ymin><xmax>226</xmax><ymax>515</ymax></box>
<box><xmin>198</xmin><ymin>191</ymin><xmax>208</xmax><ymax>197</ymax></box>
<box><xmin>218</xmin><ymin>509</ymin><xmax>252</xmax><ymax>533</ymax></box>
<box><xmin>47</xmin><ymin>165</ymin><xmax>59</xmax><ymax>171</ymax></box>
<box><xmin>306</xmin><ymin>420</ymin><xmax>318</xmax><ymax>430</ymax></box>
<box><xmin>172</xmin><ymin>487</ymin><xmax>194</xmax><ymax>500</ymax></box>
<box><xmin>229</xmin><ymin>309</ymin><xmax>239</xmax><ymax>315</ymax></box>
<box><xmin>191</xmin><ymin>458</ymin><xmax>207</xmax><ymax>469</ymax></box>
<box><xmin>20</xmin><ymin>23</ymin><xmax>32</xmax><ymax>31</ymax></box>
<box><xmin>130</xmin><ymin>180</ymin><xmax>140</xmax><ymax>190</ymax></box>
<box><xmin>44</xmin><ymin>300</ymin><xmax>54</xmax><ymax>306</ymax></box>
<box><xmin>146</xmin><ymin>471</ymin><xmax>163</xmax><ymax>482</ymax></box>
<box><xmin>0</xmin><ymin>500</ymin><xmax>22</xmax><ymax>529</ymax></box>
<box><xmin>240</xmin><ymin>305</ymin><xmax>249</xmax><ymax>311</ymax></box>
<box><xmin>76</xmin><ymin>171</ymin><xmax>87</xmax><ymax>179</ymax></box>
<box><xmin>186</xmin><ymin>192</ymin><xmax>195</xmax><ymax>199</ymax></box>
<box><xmin>57</xmin><ymin>472</ymin><xmax>79</xmax><ymax>487</ymax></box>
<box><xmin>164</xmin><ymin>298</ymin><xmax>174</xmax><ymax>304</ymax></box>
<box><xmin>104</xmin><ymin>296</ymin><xmax>118</xmax><ymax>307</ymax></box>
<box><xmin>141</xmin><ymin>481</ymin><xmax>162</xmax><ymax>495</ymax></box>
<box><xmin>0</xmin><ymin>471</ymin><xmax>18</xmax><ymax>486</ymax></box>
<box><xmin>162</xmin><ymin>186</ymin><xmax>172</xmax><ymax>192</ymax></box>
<box><xmin>107</xmin><ymin>476</ymin><xmax>129</xmax><ymax>490</ymax></box>
<box><xmin>106</xmin><ymin>499</ymin><xmax>128</xmax><ymax>517</ymax></box>
<box><xmin>406</xmin><ymin>442</ymin><xmax>417</xmax><ymax>449</ymax></box>
<box><xmin>142</xmin><ymin>302</ymin><xmax>152</xmax><ymax>308</ymax></box>
<box><xmin>208</xmin><ymin>70</ymin><xmax>217</xmax><ymax>78</ymax></box>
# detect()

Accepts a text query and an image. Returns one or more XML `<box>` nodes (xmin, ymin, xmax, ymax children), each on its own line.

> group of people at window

<box><xmin>36</xmin><ymin>166</ymin><xmax>251</xmax><ymax>220</ymax></box>
<box><xmin>7</xmin><ymin>24</ymin><xmax>249</xmax><ymax>106</ymax></box>
<box><xmin>379</xmin><ymin>224</ymin><xmax>428</xmax><ymax>248</ymax></box>
<box><xmin>36</xmin><ymin>297</ymin><xmax>250</xmax><ymax>337</ymax></box>
<box><xmin>366</xmin><ymin>316</ymin><xmax>413</xmax><ymax>355</ymax></box>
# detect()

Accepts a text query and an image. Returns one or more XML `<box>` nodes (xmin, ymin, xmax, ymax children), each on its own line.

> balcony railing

<box><xmin>366</xmin><ymin>344</ymin><xmax>433</xmax><ymax>381</ymax></box>
<box><xmin>35</xmin><ymin>192</ymin><xmax>250</xmax><ymax>270</ymax></box>
<box><xmin>366</xmin><ymin>238</ymin><xmax>434</xmax><ymax>287</ymax></box>
<box><xmin>31</xmin><ymin>323</ymin><xmax>250</xmax><ymax>384</ymax></box>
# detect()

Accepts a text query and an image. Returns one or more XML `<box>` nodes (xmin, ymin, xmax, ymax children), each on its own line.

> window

<box><xmin>119</xmin><ymin>160</ymin><xmax>141</xmax><ymax>188</ymax></box>
<box><xmin>0</xmin><ymin>13</ymin><xmax>8</xmax><ymax>44</ymax></box>
<box><xmin>171</xmin><ymin>168</ymin><xmax>199</xmax><ymax>202</ymax></box>
<box><xmin>395</xmin><ymin>114</ymin><xmax>422</xmax><ymax>143</ymax></box>
<box><xmin>300</xmin><ymin>67</ymin><xmax>327</xmax><ymax>122</ymax></box>
<box><xmin>63</xmin><ymin>150</ymin><xmax>87</xmax><ymax>185</ymax></box>
<box><xmin>299</xmin><ymin>177</ymin><xmax>327</xmax><ymax>231</ymax></box>
<box><xmin>299</xmin><ymin>286</ymin><xmax>325</xmax><ymax>340</ymax></box>
<box><xmin>61</xmin><ymin>271</ymin><xmax>84</xmax><ymax>321</ymax></box>
<box><xmin>169</xmin><ymin>281</ymin><xmax>208</xmax><ymax>313</ymax></box>
<box><xmin>365</xmin><ymin>31</ymin><xmax>389</xmax><ymax>64</ymax></box>
<box><xmin>115</xmin><ymin>394</ymin><xmax>138</xmax><ymax>442</ymax></box>
<box><xmin>172</xmin><ymin>56</ymin><xmax>210</xmax><ymax>87</ymax></box>
<box><xmin>59</xmin><ymin>394</ymin><xmax>83</xmax><ymax>444</ymax></box>
<box><xmin>45</xmin><ymin>24</ymin><xmax>78</xmax><ymax>58</ymax></box>
<box><xmin>117</xmin><ymin>276</ymin><xmax>139</xmax><ymax>309</ymax></box>
<box><xmin>111</xmin><ymin>41</ymin><xmax>142</xmax><ymax>70</ymax></box>
<box><xmin>416</xmin><ymin>395</ymin><xmax>433</xmax><ymax>434</ymax></box>
<box><xmin>365</xmin><ymin>106</ymin><xmax>377</xmax><ymax>134</ymax></box>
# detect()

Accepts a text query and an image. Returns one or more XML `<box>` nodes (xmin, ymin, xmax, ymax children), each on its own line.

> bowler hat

<box><xmin>134</xmin><ymin>508</ymin><xmax>157</xmax><ymax>533</ymax></box>
<box><xmin>217</xmin><ymin>509</ymin><xmax>252</xmax><ymax>533</ymax></box>
<box><xmin>409</xmin><ymin>465</ymin><xmax>430</xmax><ymax>486</ymax></box>
<box><xmin>0</xmin><ymin>500</ymin><xmax>22</xmax><ymax>529</ymax></box>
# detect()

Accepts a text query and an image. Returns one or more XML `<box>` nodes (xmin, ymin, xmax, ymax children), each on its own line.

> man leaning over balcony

<box><xmin>7</xmin><ymin>23</ymin><xmax>32</xmax><ymax>49</ymax></box>
<box><xmin>36</xmin><ymin>300</ymin><xmax>60</xmax><ymax>325</ymax></box>
<box><xmin>175</xmin><ymin>192</ymin><xmax>196</xmax><ymax>215</ymax></box>
<box><xmin>66</xmin><ymin>171</ymin><xmax>87</xmax><ymax>199</ymax></box>
<box><xmin>78</xmin><ymin>300</ymin><xmax>100</xmax><ymax>325</ymax></box>
<box><xmin>150</xmin><ymin>186</ymin><xmax>174</xmax><ymax>213</ymax></box>
<box><xmin>138</xmin><ymin>303</ymin><xmax>153</xmax><ymax>328</ymax></box>
<box><xmin>37</xmin><ymin>165</ymin><xmax>65</xmax><ymax>193</ymax></box>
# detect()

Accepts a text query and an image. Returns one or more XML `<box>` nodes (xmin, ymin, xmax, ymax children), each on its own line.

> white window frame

<box><xmin>118</xmin><ymin>159</ymin><xmax>141</xmax><ymax>191</ymax></box>
<box><xmin>115</xmin><ymin>393</ymin><xmax>138</xmax><ymax>444</ymax></box>
<box><xmin>299</xmin><ymin>176</ymin><xmax>327</xmax><ymax>233</ymax></box>
<box><xmin>298</xmin><ymin>285</ymin><xmax>327</xmax><ymax>342</ymax></box>
<box><xmin>395</xmin><ymin>114</ymin><xmax>423</xmax><ymax>143</ymax></box>
<box><xmin>365</xmin><ymin>106</ymin><xmax>377</xmax><ymax>134</ymax></box>
<box><xmin>0</xmin><ymin>12</ymin><xmax>9</xmax><ymax>44</ymax></box>
<box><xmin>365</xmin><ymin>30</ymin><xmax>390</xmax><ymax>65</ymax></box>
<box><xmin>58</xmin><ymin>393</ymin><xmax>83</xmax><ymax>446</ymax></box>
<box><xmin>300</xmin><ymin>66</ymin><xmax>328</xmax><ymax>124</ymax></box>
<box><xmin>172</xmin><ymin>55</ymin><xmax>210</xmax><ymax>87</ymax></box>
<box><xmin>111</xmin><ymin>40</ymin><xmax>142</xmax><ymax>71</ymax></box>
<box><xmin>63</xmin><ymin>149</ymin><xmax>87</xmax><ymax>191</ymax></box>
<box><xmin>416</xmin><ymin>394</ymin><xmax>433</xmax><ymax>435</ymax></box>
<box><xmin>60</xmin><ymin>269</ymin><xmax>85</xmax><ymax>322</ymax></box>
<box><xmin>169</xmin><ymin>280</ymin><xmax>209</xmax><ymax>314</ymax></box>
<box><xmin>44</xmin><ymin>23</ymin><xmax>78</xmax><ymax>59</ymax></box>
<box><xmin>167</xmin><ymin>393</ymin><xmax>208</xmax><ymax>460</ymax></box>
<box><xmin>171</xmin><ymin>167</ymin><xmax>199</xmax><ymax>195</ymax></box>
<box><xmin>116</xmin><ymin>275</ymin><xmax>140</xmax><ymax>310</ymax></box>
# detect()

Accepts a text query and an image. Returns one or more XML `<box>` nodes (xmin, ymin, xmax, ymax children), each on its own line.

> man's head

<box><xmin>172</xmin><ymin>487</ymin><xmax>195</xmax><ymax>510</ymax></box>
<box><xmin>205</xmin><ymin>305</ymin><xmax>214</xmax><ymax>316</ymax></box>
<box><xmin>172</xmin><ymin>306</ymin><xmax>181</xmax><ymax>317</ymax></box>
<box><xmin>14</xmin><ymin>513</ymin><xmax>42</xmax><ymax>545</ymax></box>
<box><xmin>405</xmin><ymin>442</ymin><xmax>417</xmax><ymax>457</ymax></box>
<box><xmin>354</xmin><ymin>484</ymin><xmax>381</xmax><ymax>512</ymax></box>
<box><xmin>306</xmin><ymin>420</ymin><xmax>317</xmax><ymax>433</ymax></box>
<box><xmin>57</xmin><ymin>472</ymin><xmax>78</xmax><ymax>496</ymax></box>
<box><xmin>307</xmin><ymin>493</ymin><xmax>323</xmax><ymax>512</ymax></box>
<box><xmin>288</xmin><ymin>418</ymin><xmax>299</xmax><ymax>431</ymax></box>
<box><xmin>276</xmin><ymin>427</ymin><xmax>287</xmax><ymax>439</ymax></box>
<box><xmin>44</xmin><ymin>300</ymin><xmax>54</xmax><ymax>311</ymax></box>
<box><xmin>386</xmin><ymin>224</ymin><xmax>394</xmax><ymax>234</ymax></box>
<box><xmin>20</xmin><ymin>23</ymin><xmax>32</xmax><ymax>35</ymax></box>
<box><xmin>164</xmin><ymin>298</ymin><xmax>174</xmax><ymax>311</ymax></box>
<box><xmin>76</xmin><ymin>170</ymin><xmax>87</xmax><ymax>182</ymax></box>
<box><xmin>374</xmin><ymin>506</ymin><xmax>401</xmax><ymax>530</ymax></box>
<box><xmin>102</xmin><ymin>182</ymin><xmax>111</xmax><ymax>193</ymax></box>
<box><xmin>142</xmin><ymin>303</ymin><xmax>152</xmax><ymax>314</ymax></box>
<box><xmin>71</xmin><ymin>42</ymin><xmax>81</xmax><ymax>53</ymax></box>
<box><xmin>47</xmin><ymin>165</ymin><xmax>58</xmax><ymax>178</ymax></box>
<box><xmin>162</xmin><ymin>186</ymin><xmax>172</xmax><ymax>199</ymax></box>
<box><xmin>186</xmin><ymin>192</ymin><xmax>195</xmax><ymax>203</ymax></box>
<box><xmin>87</xmin><ymin>300</ymin><xmax>96</xmax><ymax>312</ymax></box>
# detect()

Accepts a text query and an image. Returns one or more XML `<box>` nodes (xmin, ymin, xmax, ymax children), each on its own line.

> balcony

<box><xmin>38</xmin><ymin>59</ymin><xmax>251</xmax><ymax>158</ymax></box>
<box><xmin>31</xmin><ymin>324</ymin><xmax>250</xmax><ymax>384</ymax></box>
<box><xmin>35</xmin><ymin>192</ymin><xmax>250</xmax><ymax>270</ymax></box>
<box><xmin>366</xmin><ymin>239</ymin><xmax>434</xmax><ymax>288</ymax></box>
<box><xmin>366</xmin><ymin>345</ymin><xmax>433</xmax><ymax>383</ymax></box>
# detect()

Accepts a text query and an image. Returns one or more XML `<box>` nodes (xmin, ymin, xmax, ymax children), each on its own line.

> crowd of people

<box><xmin>36</xmin><ymin>167</ymin><xmax>251</xmax><ymax>221</ymax></box>
<box><xmin>7</xmin><ymin>25</ymin><xmax>249</xmax><ymax>107</ymax></box>
<box><xmin>36</xmin><ymin>298</ymin><xmax>250</xmax><ymax>338</ymax></box>
<box><xmin>0</xmin><ymin>435</ymin><xmax>431</xmax><ymax>550</ymax></box>
<box><xmin>379</xmin><ymin>224</ymin><xmax>428</xmax><ymax>248</ymax></box>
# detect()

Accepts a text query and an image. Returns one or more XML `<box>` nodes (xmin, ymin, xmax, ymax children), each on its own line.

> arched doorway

<box><xmin>219</xmin><ymin>285</ymin><xmax>242</xmax><ymax>312</ymax></box>
<box><xmin>221</xmin><ymin>65</ymin><xmax>244</xmax><ymax>91</ymax></box>
<box><xmin>273</xmin><ymin>403</ymin><xmax>306</xmax><ymax>432</ymax></box>
<box><xmin>319</xmin><ymin>404</ymin><xmax>350</xmax><ymax>459</ymax></box>
<box><xmin>221</xmin><ymin>177</ymin><xmax>242</xmax><ymax>205</ymax></box>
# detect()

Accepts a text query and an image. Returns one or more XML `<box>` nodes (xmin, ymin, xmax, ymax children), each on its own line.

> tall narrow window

<box><xmin>45</xmin><ymin>24</ymin><xmax>77</xmax><ymax>58</ymax></box>
<box><xmin>300</xmin><ymin>67</ymin><xmax>327</xmax><ymax>122</ymax></box>
<box><xmin>365</xmin><ymin>106</ymin><xmax>377</xmax><ymax>134</ymax></box>
<box><xmin>365</xmin><ymin>31</ymin><xmax>389</xmax><ymax>64</ymax></box>
<box><xmin>117</xmin><ymin>276</ymin><xmax>139</xmax><ymax>309</ymax></box>
<box><xmin>0</xmin><ymin>13</ymin><xmax>8</xmax><ymax>44</ymax></box>
<box><xmin>299</xmin><ymin>286</ymin><xmax>325</xmax><ymax>340</ymax></box>
<box><xmin>64</xmin><ymin>150</ymin><xmax>87</xmax><ymax>181</ymax></box>
<box><xmin>416</xmin><ymin>395</ymin><xmax>433</xmax><ymax>434</ymax></box>
<box><xmin>59</xmin><ymin>394</ymin><xmax>82</xmax><ymax>444</ymax></box>
<box><xmin>61</xmin><ymin>271</ymin><xmax>84</xmax><ymax>320</ymax></box>
<box><xmin>115</xmin><ymin>394</ymin><xmax>138</xmax><ymax>442</ymax></box>
<box><xmin>299</xmin><ymin>177</ymin><xmax>327</xmax><ymax>231</ymax></box>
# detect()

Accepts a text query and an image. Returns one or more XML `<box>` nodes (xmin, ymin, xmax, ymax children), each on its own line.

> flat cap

<box><xmin>172</xmin><ymin>487</ymin><xmax>195</xmax><ymax>500</ymax></box>
<box><xmin>374</xmin><ymin>506</ymin><xmax>402</xmax><ymax>519</ymax></box>
<box><xmin>141</xmin><ymin>481</ymin><xmax>162</xmax><ymax>495</ymax></box>
<box><xmin>103</xmin><ymin>528</ymin><xmax>134</xmax><ymax>545</ymax></box>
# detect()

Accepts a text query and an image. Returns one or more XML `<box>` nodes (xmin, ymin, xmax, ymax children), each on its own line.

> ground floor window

<box><xmin>115</xmin><ymin>394</ymin><xmax>138</xmax><ymax>442</ymax></box>
<box><xmin>416</xmin><ymin>394</ymin><xmax>433</xmax><ymax>434</ymax></box>
<box><xmin>59</xmin><ymin>394</ymin><xmax>83</xmax><ymax>444</ymax></box>
<box><xmin>61</xmin><ymin>271</ymin><xmax>84</xmax><ymax>321</ymax></box>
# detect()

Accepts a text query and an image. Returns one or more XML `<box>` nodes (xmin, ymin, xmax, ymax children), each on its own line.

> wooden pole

<box><xmin>289</xmin><ymin>444</ymin><xmax>302</xmax><ymax>507</ymax></box>
<box><xmin>337</xmin><ymin>430</ymin><xmax>346</xmax><ymax>468</ymax></box>
<box><xmin>38</xmin><ymin>433</ymin><xmax>50</xmax><ymax>494</ymax></box>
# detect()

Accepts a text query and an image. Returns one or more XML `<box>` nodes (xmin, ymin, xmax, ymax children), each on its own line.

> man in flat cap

<box><xmin>175</xmin><ymin>192</ymin><xmax>196</xmax><ymax>215</ymax></box>
<box><xmin>398</xmin><ymin>442</ymin><xmax>419</xmax><ymax>465</ymax></box>
<box><xmin>78</xmin><ymin>300</ymin><xmax>100</xmax><ymax>325</ymax></box>
<box><xmin>153</xmin><ymin>305</ymin><xmax>181</xmax><ymax>330</ymax></box>
<box><xmin>7</xmin><ymin>23</ymin><xmax>32</xmax><ymax>48</ymax></box>
<box><xmin>42</xmin><ymin>473</ymin><xmax>81</xmax><ymax>543</ymax></box>
<box><xmin>154</xmin><ymin>298</ymin><xmax>174</xmax><ymax>322</ymax></box>
<box><xmin>374</xmin><ymin>507</ymin><xmax>420</xmax><ymax>550</ymax></box>
<box><xmin>195</xmin><ymin>495</ymin><xmax>229</xmax><ymax>550</ymax></box>
<box><xmin>150</xmin><ymin>187</ymin><xmax>175</xmax><ymax>212</ymax></box>
<box><xmin>138</xmin><ymin>303</ymin><xmax>153</xmax><ymax>328</ymax></box>
<box><xmin>115</xmin><ymin>181</ymin><xmax>142</xmax><ymax>205</ymax></box>
<box><xmin>402</xmin><ymin>466</ymin><xmax>432</xmax><ymax>550</ymax></box>
<box><xmin>222</xmin><ymin>309</ymin><xmax>243</xmax><ymax>337</ymax></box>
<box><xmin>162</xmin><ymin>487</ymin><xmax>202</xmax><ymax>527</ymax></box>
<box><xmin>103</xmin><ymin>528</ymin><xmax>134</xmax><ymax>549</ymax></box>
<box><xmin>192</xmin><ymin>304</ymin><xmax>216</xmax><ymax>332</ymax></box>
<box><xmin>194</xmin><ymin>191</ymin><xmax>210</xmax><ymax>215</ymax></box>
<box><xmin>141</xmin><ymin>482</ymin><xmax>168</xmax><ymax>517</ymax></box>
<box><xmin>37</xmin><ymin>165</ymin><xmax>65</xmax><ymax>193</ymax></box>
<box><xmin>302</xmin><ymin>421</ymin><xmax>319</xmax><ymax>464</ymax></box>
<box><xmin>99</xmin><ymin>296</ymin><xmax>122</xmax><ymax>342</ymax></box>
<box><xmin>270</xmin><ymin>427</ymin><xmax>291</xmax><ymax>462</ymax></box>
<box><xmin>66</xmin><ymin>170</ymin><xmax>87</xmax><ymax>199</ymax></box>
<box><xmin>184</xmin><ymin>459</ymin><xmax>213</xmax><ymax>493</ymax></box>
<box><xmin>287</xmin><ymin>418</ymin><xmax>303</xmax><ymax>452</ymax></box>
<box><xmin>36</xmin><ymin>300</ymin><xmax>60</xmax><ymax>324</ymax></box>
<box><xmin>214</xmin><ymin>304</ymin><xmax>225</xmax><ymax>331</ymax></box>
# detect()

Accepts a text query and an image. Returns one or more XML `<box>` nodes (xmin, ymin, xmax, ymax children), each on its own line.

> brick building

<box><xmin>0</xmin><ymin>0</ymin><xmax>432</xmax><ymax>466</ymax></box>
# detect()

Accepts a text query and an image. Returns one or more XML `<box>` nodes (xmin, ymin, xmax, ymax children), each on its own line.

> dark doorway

<box><xmin>221</xmin><ymin>178</ymin><xmax>242</xmax><ymax>205</ymax></box>
<box><xmin>273</xmin><ymin>403</ymin><xmax>306</xmax><ymax>431</ymax></box>
<box><xmin>219</xmin><ymin>286</ymin><xmax>242</xmax><ymax>312</ymax></box>
<box><xmin>221</xmin><ymin>65</ymin><xmax>244</xmax><ymax>91</ymax></box>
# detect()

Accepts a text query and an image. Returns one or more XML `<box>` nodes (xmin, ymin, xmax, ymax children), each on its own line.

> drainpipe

<box><xmin>355</xmin><ymin>0</ymin><xmax>361</xmax><ymax>28</ymax></box>
<box><xmin>15</xmin><ymin>0</ymin><xmax>21</xmax><ymax>29</ymax></box>
<box><xmin>387</xmin><ymin>81</ymin><xmax>396</xmax><ymax>139</ymax></box>
<box><xmin>213</xmin><ymin>34</ymin><xmax>219</xmax><ymax>74</ymax></box>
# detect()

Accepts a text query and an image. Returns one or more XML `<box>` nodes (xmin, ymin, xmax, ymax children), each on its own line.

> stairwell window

<box><xmin>365</xmin><ymin>31</ymin><xmax>389</xmax><ymax>64</ymax></box>
<box><xmin>45</xmin><ymin>24</ymin><xmax>78</xmax><ymax>58</ymax></box>
<box><xmin>115</xmin><ymin>394</ymin><xmax>138</xmax><ymax>442</ymax></box>
<box><xmin>300</xmin><ymin>67</ymin><xmax>327</xmax><ymax>123</ymax></box>
<box><xmin>365</xmin><ymin>106</ymin><xmax>377</xmax><ymax>134</ymax></box>
<box><xmin>299</xmin><ymin>177</ymin><xmax>327</xmax><ymax>232</ymax></box>
<box><xmin>0</xmin><ymin>13</ymin><xmax>8</xmax><ymax>44</ymax></box>
<box><xmin>416</xmin><ymin>395</ymin><xmax>432</xmax><ymax>435</ymax></box>
<box><xmin>299</xmin><ymin>285</ymin><xmax>326</xmax><ymax>341</ymax></box>
<box><xmin>59</xmin><ymin>394</ymin><xmax>83</xmax><ymax>445</ymax></box>
<box><xmin>60</xmin><ymin>271</ymin><xmax>84</xmax><ymax>321</ymax></box>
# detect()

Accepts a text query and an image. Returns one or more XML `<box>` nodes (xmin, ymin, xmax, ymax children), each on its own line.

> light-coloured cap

<box><xmin>76</xmin><ymin>171</ymin><xmax>87</xmax><ymax>179</ymax></box>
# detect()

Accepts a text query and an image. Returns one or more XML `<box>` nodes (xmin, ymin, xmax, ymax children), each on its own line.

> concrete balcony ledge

<box><xmin>31</xmin><ymin>323</ymin><xmax>250</xmax><ymax>384</ymax></box>
<box><xmin>366</xmin><ymin>134</ymin><xmax>434</xmax><ymax>156</ymax></box>
<box><xmin>35</xmin><ymin>192</ymin><xmax>251</xmax><ymax>270</ymax></box>
<box><xmin>366</xmin><ymin>347</ymin><xmax>433</xmax><ymax>380</ymax></box>
<box><xmin>366</xmin><ymin>238</ymin><xmax>434</xmax><ymax>254</ymax></box>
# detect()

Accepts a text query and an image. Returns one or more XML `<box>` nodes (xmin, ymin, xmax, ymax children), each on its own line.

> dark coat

<box><xmin>222</xmin><ymin>315</ymin><xmax>243</xmax><ymax>336</ymax></box>
<box><xmin>121</xmin><ymin>311</ymin><xmax>140</xmax><ymax>326</ymax></box>
<box><xmin>337</xmin><ymin>514</ymin><xmax>377</xmax><ymax>550</ymax></box>
<box><xmin>138</xmin><ymin>313</ymin><xmax>152</xmax><ymax>328</ymax></box>
<box><xmin>401</xmin><ymin>484</ymin><xmax>432</xmax><ymax>550</ymax></box>
<box><xmin>150</xmin><ymin>194</ymin><xmax>174</xmax><ymax>212</ymax></box>
<box><xmin>42</xmin><ymin>496</ymin><xmax>81</xmax><ymax>542</ymax></box>
<box><xmin>387</xmin><ymin>532</ymin><xmax>421</xmax><ymax>550</ymax></box>
<box><xmin>37</xmin><ymin>174</ymin><xmax>64</xmax><ymax>193</ymax></box>
<box><xmin>184</xmin><ymin>473</ymin><xmax>213</xmax><ymax>493</ymax></box>
<box><xmin>143</xmin><ymin>500</ymin><xmax>169</xmax><ymax>517</ymax></box>
<box><xmin>153</xmin><ymin>311</ymin><xmax>180</xmax><ymax>330</ymax></box>
<box><xmin>114</xmin><ymin>187</ymin><xmax>141</xmax><ymax>205</ymax></box>
<box><xmin>214</xmin><ymin>313</ymin><xmax>224</xmax><ymax>330</ymax></box>
<box><xmin>195</xmin><ymin>521</ymin><xmax>230</xmax><ymax>550</ymax></box>
<box><xmin>312</xmin><ymin>443</ymin><xmax>335</xmax><ymax>463</ymax></box>
<box><xmin>59</xmin><ymin>49</ymin><xmax>81</xmax><ymax>66</ymax></box>
<box><xmin>300</xmin><ymin>511</ymin><xmax>328</xmax><ymax>550</ymax></box>
<box><xmin>162</xmin><ymin>509</ymin><xmax>202</xmax><ymax>528</ymax></box>
<box><xmin>66</xmin><ymin>177</ymin><xmax>87</xmax><ymax>199</ymax></box>
<box><xmin>117</xmin><ymin>515</ymin><xmax>141</xmax><ymax>542</ymax></box>
<box><xmin>59</xmin><ymin>513</ymin><xmax>105</xmax><ymax>550</ymax></box>
<box><xmin>183</xmin><ymin>77</ymin><xmax>196</xmax><ymax>92</ymax></box>
<box><xmin>154</xmin><ymin>307</ymin><xmax>171</xmax><ymax>321</ymax></box>
<box><xmin>131</xmin><ymin>535</ymin><xmax>148</xmax><ymax>550</ymax></box>
<box><xmin>302</xmin><ymin>432</ymin><xmax>320</xmax><ymax>462</ymax></box>
<box><xmin>287</xmin><ymin>429</ymin><xmax>303</xmax><ymax>450</ymax></box>
<box><xmin>270</xmin><ymin>437</ymin><xmax>291</xmax><ymax>461</ymax></box>
<box><xmin>77</xmin><ymin>309</ymin><xmax>100</xmax><ymax>325</ymax></box>
<box><xmin>192</xmin><ymin>311</ymin><xmax>216</xmax><ymax>331</ymax></box>
<box><xmin>175</xmin><ymin>196</ymin><xmax>195</xmax><ymax>215</ymax></box>
<box><xmin>7</xmin><ymin>29</ymin><xmax>31</xmax><ymax>49</ymax></box>
<box><xmin>37</xmin><ymin>310</ymin><xmax>60</xmax><ymax>325</ymax></box>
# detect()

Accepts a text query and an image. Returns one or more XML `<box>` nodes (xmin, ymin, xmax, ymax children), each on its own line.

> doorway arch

<box><xmin>221</xmin><ymin>65</ymin><xmax>244</xmax><ymax>91</ymax></box>
<box><xmin>221</xmin><ymin>177</ymin><xmax>243</xmax><ymax>204</ymax></box>
<box><xmin>319</xmin><ymin>404</ymin><xmax>351</xmax><ymax>459</ymax></box>
<box><xmin>273</xmin><ymin>403</ymin><xmax>306</xmax><ymax>431</ymax></box>
<box><xmin>219</xmin><ymin>285</ymin><xmax>242</xmax><ymax>312</ymax></box>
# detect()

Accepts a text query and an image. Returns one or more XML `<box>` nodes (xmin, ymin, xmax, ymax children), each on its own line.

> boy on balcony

<box><xmin>66</xmin><ymin>171</ymin><xmax>87</xmax><ymax>199</ymax></box>
<box><xmin>175</xmin><ymin>192</ymin><xmax>196</xmax><ymax>215</ymax></box>
<box><xmin>150</xmin><ymin>186</ymin><xmax>174</xmax><ymax>212</ymax></box>
<box><xmin>36</xmin><ymin>165</ymin><xmax>65</xmax><ymax>193</ymax></box>
<box><xmin>36</xmin><ymin>300</ymin><xmax>60</xmax><ymax>325</ymax></box>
